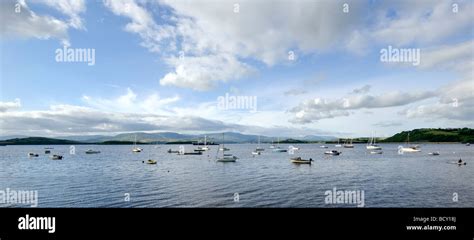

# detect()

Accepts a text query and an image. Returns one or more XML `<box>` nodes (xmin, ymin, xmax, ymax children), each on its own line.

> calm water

<box><xmin>1</xmin><ymin>144</ymin><xmax>473</xmax><ymax>208</ymax></box>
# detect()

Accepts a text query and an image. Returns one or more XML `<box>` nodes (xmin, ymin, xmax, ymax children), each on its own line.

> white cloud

<box><xmin>34</xmin><ymin>0</ymin><xmax>86</xmax><ymax>29</ymax></box>
<box><xmin>419</xmin><ymin>40</ymin><xmax>474</xmax><ymax>74</ymax></box>
<box><xmin>371</xmin><ymin>0</ymin><xmax>473</xmax><ymax>46</ymax></box>
<box><xmin>0</xmin><ymin>104</ymin><xmax>243</xmax><ymax>136</ymax></box>
<box><xmin>102</xmin><ymin>0</ymin><xmax>473</xmax><ymax>90</ymax></box>
<box><xmin>402</xmin><ymin>78</ymin><xmax>474</xmax><ymax>121</ymax></box>
<box><xmin>102</xmin><ymin>0</ymin><xmax>174</xmax><ymax>53</ymax></box>
<box><xmin>160</xmin><ymin>54</ymin><xmax>254</xmax><ymax>91</ymax></box>
<box><xmin>0</xmin><ymin>102</ymin><xmax>341</xmax><ymax>137</ymax></box>
<box><xmin>289</xmin><ymin>90</ymin><xmax>437</xmax><ymax>124</ymax></box>
<box><xmin>104</xmin><ymin>0</ymin><xmax>366</xmax><ymax>90</ymax></box>
<box><xmin>0</xmin><ymin>99</ymin><xmax>21</xmax><ymax>112</ymax></box>
<box><xmin>81</xmin><ymin>88</ymin><xmax>180</xmax><ymax>114</ymax></box>
<box><xmin>0</xmin><ymin>0</ymin><xmax>86</xmax><ymax>46</ymax></box>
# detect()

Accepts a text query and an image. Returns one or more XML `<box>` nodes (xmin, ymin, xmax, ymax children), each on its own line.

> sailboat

<box><xmin>252</xmin><ymin>136</ymin><xmax>265</xmax><ymax>155</ymax></box>
<box><xmin>217</xmin><ymin>133</ymin><xmax>238</xmax><ymax>162</ymax></box>
<box><xmin>272</xmin><ymin>137</ymin><xmax>287</xmax><ymax>152</ymax></box>
<box><xmin>343</xmin><ymin>138</ymin><xmax>354</xmax><ymax>148</ymax></box>
<box><xmin>399</xmin><ymin>133</ymin><xmax>421</xmax><ymax>153</ymax></box>
<box><xmin>269</xmin><ymin>140</ymin><xmax>276</xmax><ymax>149</ymax></box>
<box><xmin>335</xmin><ymin>139</ymin><xmax>342</xmax><ymax>148</ymax></box>
<box><xmin>196</xmin><ymin>136</ymin><xmax>210</xmax><ymax>151</ymax></box>
<box><xmin>255</xmin><ymin>136</ymin><xmax>265</xmax><ymax>152</ymax></box>
<box><xmin>366</xmin><ymin>132</ymin><xmax>382</xmax><ymax>150</ymax></box>
<box><xmin>132</xmin><ymin>134</ymin><xmax>143</xmax><ymax>152</ymax></box>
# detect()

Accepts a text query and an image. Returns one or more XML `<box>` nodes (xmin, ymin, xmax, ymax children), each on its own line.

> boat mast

<box><xmin>222</xmin><ymin>133</ymin><xmax>225</xmax><ymax>158</ymax></box>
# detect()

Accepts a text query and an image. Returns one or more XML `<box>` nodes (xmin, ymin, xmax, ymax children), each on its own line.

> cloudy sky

<box><xmin>0</xmin><ymin>0</ymin><xmax>473</xmax><ymax>138</ymax></box>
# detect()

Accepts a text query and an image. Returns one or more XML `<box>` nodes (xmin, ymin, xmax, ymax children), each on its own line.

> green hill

<box><xmin>0</xmin><ymin>137</ymin><xmax>82</xmax><ymax>145</ymax></box>
<box><xmin>382</xmin><ymin>128</ymin><xmax>474</xmax><ymax>143</ymax></box>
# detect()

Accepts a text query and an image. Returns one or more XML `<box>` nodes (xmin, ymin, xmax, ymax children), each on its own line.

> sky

<box><xmin>0</xmin><ymin>0</ymin><xmax>473</xmax><ymax>138</ymax></box>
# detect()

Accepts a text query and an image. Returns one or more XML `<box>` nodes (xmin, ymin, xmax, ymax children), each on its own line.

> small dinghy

<box><xmin>28</xmin><ymin>152</ymin><xmax>39</xmax><ymax>157</ymax></box>
<box><xmin>428</xmin><ymin>152</ymin><xmax>440</xmax><ymax>156</ymax></box>
<box><xmin>370</xmin><ymin>151</ymin><xmax>383</xmax><ymax>154</ymax></box>
<box><xmin>51</xmin><ymin>155</ymin><xmax>63</xmax><ymax>160</ymax></box>
<box><xmin>85</xmin><ymin>149</ymin><xmax>101</xmax><ymax>154</ymax></box>
<box><xmin>290</xmin><ymin>157</ymin><xmax>313</xmax><ymax>164</ymax></box>
<box><xmin>145</xmin><ymin>159</ymin><xmax>157</xmax><ymax>165</ymax></box>
<box><xmin>324</xmin><ymin>150</ymin><xmax>341</xmax><ymax>156</ymax></box>
<box><xmin>272</xmin><ymin>147</ymin><xmax>287</xmax><ymax>152</ymax></box>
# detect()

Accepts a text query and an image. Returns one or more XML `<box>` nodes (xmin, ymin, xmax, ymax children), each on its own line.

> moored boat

<box><xmin>51</xmin><ymin>155</ymin><xmax>63</xmax><ymax>160</ymax></box>
<box><xmin>146</xmin><ymin>159</ymin><xmax>157</xmax><ymax>164</ymax></box>
<box><xmin>290</xmin><ymin>157</ymin><xmax>313</xmax><ymax>164</ymax></box>
<box><xmin>85</xmin><ymin>149</ymin><xmax>101</xmax><ymax>154</ymax></box>
<box><xmin>28</xmin><ymin>152</ymin><xmax>39</xmax><ymax>157</ymax></box>
<box><xmin>324</xmin><ymin>150</ymin><xmax>341</xmax><ymax>156</ymax></box>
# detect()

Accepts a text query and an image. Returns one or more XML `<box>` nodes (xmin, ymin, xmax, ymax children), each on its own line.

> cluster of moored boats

<box><xmin>28</xmin><ymin>148</ymin><xmax>63</xmax><ymax>160</ymax></box>
<box><xmin>24</xmin><ymin>133</ymin><xmax>469</xmax><ymax>166</ymax></box>
<box><xmin>27</xmin><ymin>147</ymin><xmax>103</xmax><ymax>160</ymax></box>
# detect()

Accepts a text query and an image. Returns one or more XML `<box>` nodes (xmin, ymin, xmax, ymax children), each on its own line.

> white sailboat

<box><xmin>255</xmin><ymin>136</ymin><xmax>264</xmax><ymax>151</ymax></box>
<box><xmin>288</xmin><ymin>145</ymin><xmax>299</xmax><ymax>151</ymax></box>
<box><xmin>252</xmin><ymin>136</ymin><xmax>264</xmax><ymax>155</ymax></box>
<box><xmin>217</xmin><ymin>133</ymin><xmax>238</xmax><ymax>162</ymax></box>
<box><xmin>132</xmin><ymin>134</ymin><xmax>143</xmax><ymax>152</ymax></box>
<box><xmin>272</xmin><ymin>137</ymin><xmax>287</xmax><ymax>152</ymax></box>
<box><xmin>269</xmin><ymin>139</ymin><xmax>275</xmax><ymax>149</ymax></box>
<box><xmin>335</xmin><ymin>139</ymin><xmax>342</xmax><ymax>148</ymax></box>
<box><xmin>400</xmin><ymin>133</ymin><xmax>421</xmax><ymax>153</ymax></box>
<box><xmin>199</xmin><ymin>135</ymin><xmax>210</xmax><ymax>151</ymax></box>
<box><xmin>366</xmin><ymin>132</ymin><xmax>382</xmax><ymax>150</ymax></box>
<box><xmin>343</xmin><ymin>138</ymin><xmax>354</xmax><ymax>148</ymax></box>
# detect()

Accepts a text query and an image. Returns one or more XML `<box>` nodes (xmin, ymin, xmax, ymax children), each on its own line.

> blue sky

<box><xmin>0</xmin><ymin>0</ymin><xmax>473</xmax><ymax>138</ymax></box>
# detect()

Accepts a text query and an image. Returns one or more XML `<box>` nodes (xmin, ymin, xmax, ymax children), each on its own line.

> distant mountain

<box><xmin>0</xmin><ymin>132</ymin><xmax>339</xmax><ymax>145</ymax></box>
<box><xmin>297</xmin><ymin>135</ymin><xmax>338</xmax><ymax>142</ymax></box>
<box><xmin>382</xmin><ymin>128</ymin><xmax>474</xmax><ymax>143</ymax></box>
<box><xmin>91</xmin><ymin>132</ymin><xmax>196</xmax><ymax>143</ymax></box>
<box><xmin>60</xmin><ymin>135</ymin><xmax>110</xmax><ymax>143</ymax></box>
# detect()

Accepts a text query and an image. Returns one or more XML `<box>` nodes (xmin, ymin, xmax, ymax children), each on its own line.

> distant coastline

<box><xmin>0</xmin><ymin>128</ymin><xmax>472</xmax><ymax>145</ymax></box>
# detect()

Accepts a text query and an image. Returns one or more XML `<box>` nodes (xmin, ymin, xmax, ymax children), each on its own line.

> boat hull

<box><xmin>217</xmin><ymin>157</ymin><xmax>237</xmax><ymax>162</ymax></box>
<box><xmin>366</xmin><ymin>146</ymin><xmax>382</xmax><ymax>150</ymax></box>
<box><xmin>401</xmin><ymin>148</ymin><xmax>421</xmax><ymax>153</ymax></box>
